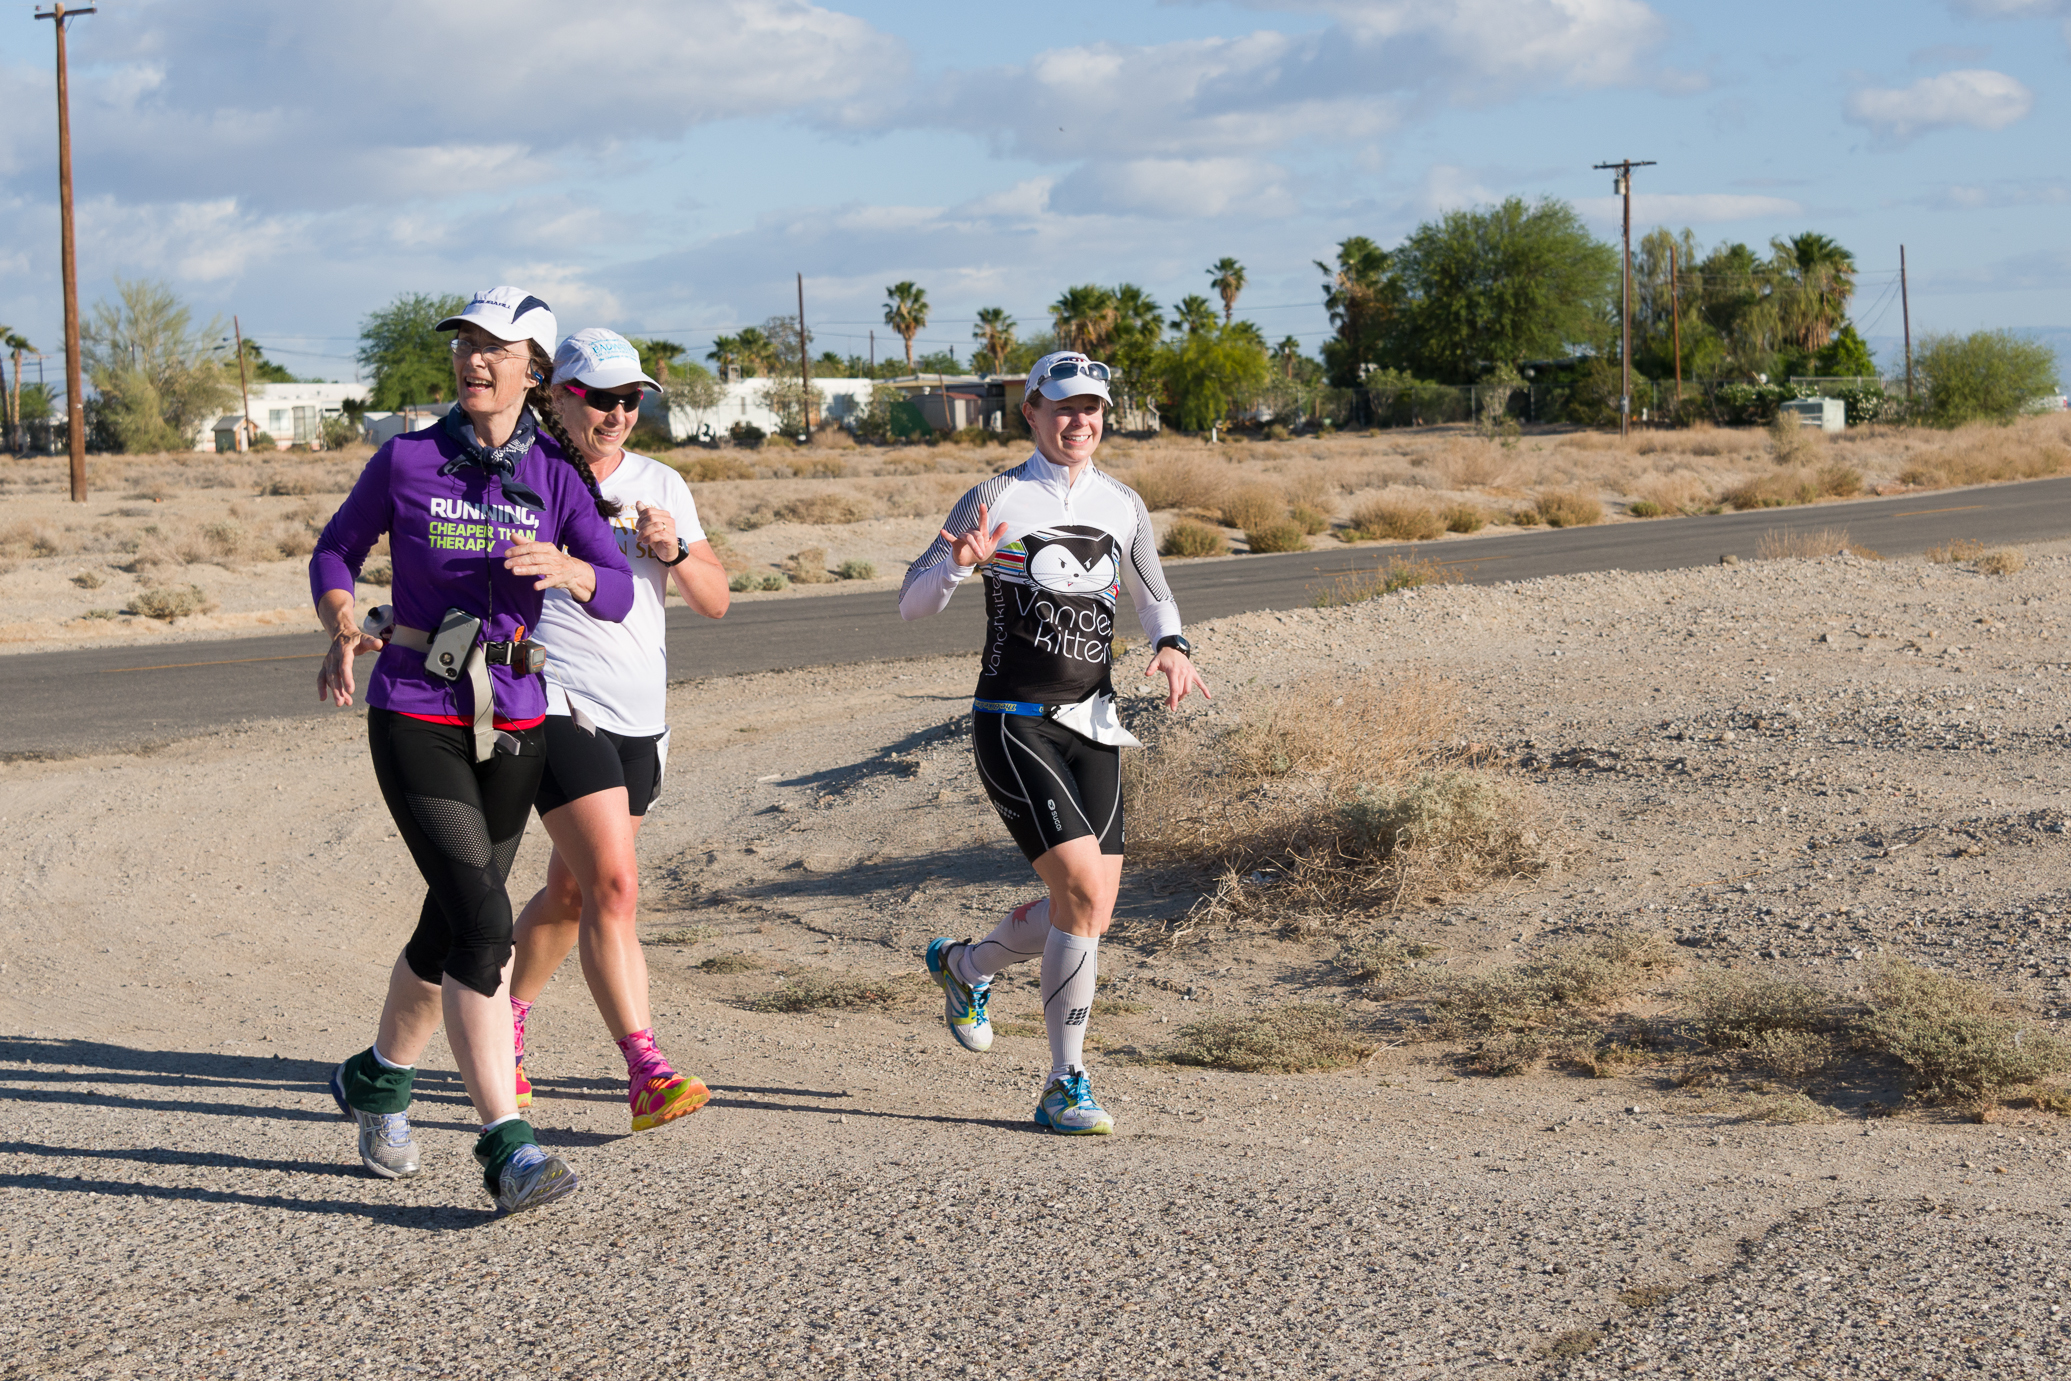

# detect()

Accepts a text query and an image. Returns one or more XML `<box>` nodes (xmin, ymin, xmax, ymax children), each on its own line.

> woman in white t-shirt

<box><xmin>508</xmin><ymin>327</ymin><xmax>730</xmax><ymax>1132</ymax></box>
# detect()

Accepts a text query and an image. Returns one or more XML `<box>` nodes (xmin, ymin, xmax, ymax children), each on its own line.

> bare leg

<box><xmin>444</xmin><ymin>958</ymin><xmax>518</xmax><ymax>1125</ymax></box>
<box><xmin>536</xmin><ymin>789</ymin><xmax>649</xmax><ymax>1039</ymax></box>
<box><xmin>510</xmin><ymin>846</ymin><xmax>585</xmax><ymax>1004</ymax></box>
<box><xmin>1031</xmin><ymin>837</ymin><xmax>1124</xmax><ymax>937</ymax></box>
<box><xmin>374</xmin><ymin>952</ymin><xmax>443</xmax><ymax>1066</ymax></box>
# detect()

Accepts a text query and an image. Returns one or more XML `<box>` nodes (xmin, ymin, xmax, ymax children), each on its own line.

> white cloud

<box><xmin>1051</xmin><ymin>158</ymin><xmax>1298</xmax><ymax>219</ymax></box>
<box><xmin>1925</xmin><ymin>180</ymin><xmax>2071</xmax><ymax>208</ymax></box>
<box><xmin>1845</xmin><ymin>69</ymin><xmax>2034</xmax><ymax>142</ymax></box>
<box><xmin>1575</xmin><ymin>192</ymin><xmax>1804</xmax><ymax>224</ymax></box>
<box><xmin>1419</xmin><ymin>165</ymin><xmax>1499</xmax><ymax>214</ymax></box>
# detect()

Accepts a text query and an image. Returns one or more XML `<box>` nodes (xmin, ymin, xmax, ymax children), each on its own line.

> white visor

<box><xmin>552</xmin><ymin>328</ymin><xmax>661</xmax><ymax>391</ymax></box>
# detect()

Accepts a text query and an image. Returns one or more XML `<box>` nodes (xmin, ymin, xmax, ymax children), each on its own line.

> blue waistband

<box><xmin>972</xmin><ymin>698</ymin><xmax>1046</xmax><ymax>718</ymax></box>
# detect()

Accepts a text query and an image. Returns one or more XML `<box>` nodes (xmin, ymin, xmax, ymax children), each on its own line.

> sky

<box><xmin>0</xmin><ymin>0</ymin><xmax>2066</xmax><ymax>384</ymax></box>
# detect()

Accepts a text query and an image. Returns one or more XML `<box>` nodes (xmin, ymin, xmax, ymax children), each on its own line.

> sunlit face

<box><xmin>551</xmin><ymin>381</ymin><xmax>642</xmax><ymax>465</ymax></box>
<box><xmin>1021</xmin><ymin>392</ymin><xmax>1104</xmax><ymax>468</ymax></box>
<box><xmin>451</xmin><ymin>323</ymin><xmax>537</xmax><ymax>423</ymax></box>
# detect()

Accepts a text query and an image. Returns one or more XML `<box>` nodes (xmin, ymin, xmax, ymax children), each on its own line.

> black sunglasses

<box><xmin>565</xmin><ymin>383</ymin><xmax>645</xmax><ymax>414</ymax></box>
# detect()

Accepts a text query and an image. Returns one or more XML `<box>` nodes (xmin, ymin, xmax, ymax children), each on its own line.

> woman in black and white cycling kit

<box><xmin>902</xmin><ymin>350</ymin><xmax>1209</xmax><ymax>1134</ymax></box>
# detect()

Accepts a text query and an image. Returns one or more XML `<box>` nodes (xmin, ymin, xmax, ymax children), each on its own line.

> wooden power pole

<box><xmin>232</xmin><ymin>314</ymin><xmax>252</xmax><ymax>452</ymax></box>
<box><xmin>1593</xmin><ymin>158</ymin><xmax>1655</xmax><ymax>437</ymax></box>
<box><xmin>796</xmin><ymin>272</ymin><xmax>812</xmax><ymax>439</ymax></box>
<box><xmin>39</xmin><ymin>2</ymin><xmax>95</xmax><ymax>502</ymax></box>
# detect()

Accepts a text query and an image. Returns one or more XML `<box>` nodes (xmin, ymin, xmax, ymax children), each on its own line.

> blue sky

<box><xmin>0</xmin><ymin>0</ymin><xmax>2065</xmax><ymax>382</ymax></box>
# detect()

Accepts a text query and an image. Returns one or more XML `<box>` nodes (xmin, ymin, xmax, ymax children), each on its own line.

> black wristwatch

<box><xmin>660</xmin><ymin>537</ymin><xmax>691</xmax><ymax>567</ymax></box>
<box><xmin>1155</xmin><ymin>634</ymin><xmax>1192</xmax><ymax>658</ymax></box>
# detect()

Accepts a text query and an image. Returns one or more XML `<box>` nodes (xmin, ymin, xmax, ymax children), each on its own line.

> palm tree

<box><xmin>1207</xmin><ymin>258</ymin><xmax>1247</xmax><ymax>325</ymax></box>
<box><xmin>1112</xmin><ymin>285</ymin><xmax>1162</xmax><ymax>346</ymax></box>
<box><xmin>1050</xmin><ymin>285</ymin><xmax>1118</xmax><ymax>355</ymax></box>
<box><xmin>1317</xmin><ymin>236</ymin><xmax>1396</xmax><ymax>385</ymax></box>
<box><xmin>1772</xmin><ymin>232</ymin><xmax>1857</xmax><ymax>351</ymax></box>
<box><xmin>883</xmin><ymin>282</ymin><xmax>930</xmax><ymax>372</ymax></box>
<box><xmin>972</xmin><ymin>307</ymin><xmax>1016</xmax><ymax>375</ymax></box>
<box><xmin>1273</xmin><ymin>336</ymin><xmax>1303</xmax><ymax>379</ymax></box>
<box><xmin>706</xmin><ymin>334</ymin><xmax>744</xmax><ymax>380</ymax></box>
<box><xmin>1169</xmin><ymin>294</ymin><xmax>1218</xmax><ymax>336</ymax></box>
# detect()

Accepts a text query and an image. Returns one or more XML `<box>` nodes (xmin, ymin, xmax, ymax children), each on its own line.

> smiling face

<box><xmin>551</xmin><ymin>382</ymin><xmax>639</xmax><ymax>466</ymax></box>
<box><xmin>1021</xmin><ymin>392</ymin><xmax>1104</xmax><ymax>469</ymax></box>
<box><xmin>451</xmin><ymin>322</ymin><xmax>537</xmax><ymax>427</ymax></box>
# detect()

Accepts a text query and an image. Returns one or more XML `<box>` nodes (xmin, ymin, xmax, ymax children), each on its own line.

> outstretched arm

<box><xmin>898</xmin><ymin>475</ymin><xmax>1013</xmax><ymax>620</ymax></box>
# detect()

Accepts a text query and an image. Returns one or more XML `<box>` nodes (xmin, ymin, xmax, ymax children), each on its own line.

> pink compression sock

<box><xmin>616</xmin><ymin>1028</ymin><xmax>677</xmax><ymax>1085</ymax></box>
<box><xmin>510</xmin><ymin>997</ymin><xmax>533</xmax><ymax>1059</ymax></box>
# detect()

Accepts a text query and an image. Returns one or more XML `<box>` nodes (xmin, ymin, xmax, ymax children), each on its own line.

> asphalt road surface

<box><xmin>5</xmin><ymin>476</ymin><xmax>2063</xmax><ymax>758</ymax></box>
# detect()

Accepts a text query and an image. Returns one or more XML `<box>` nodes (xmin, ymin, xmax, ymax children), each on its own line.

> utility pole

<box><xmin>869</xmin><ymin>329</ymin><xmax>875</xmax><ymax>374</ymax></box>
<box><xmin>796</xmin><ymin>272</ymin><xmax>812</xmax><ymax>439</ymax></box>
<box><xmin>1669</xmin><ymin>242</ymin><xmax>1682</xmax><ymax>410</ymax></box>
<box><xmin>1900</xmin><ymin>245</ymin><xmax>1914</xmax><ymax>407</ymax></box>
<box><xmin>1593</xmin><ymin>158</ymin><xmax>1655</xmax><ymax>437</ymax></box>
<box><xmin>232</xmin><ymin>314</ymin><xmax>252</xmax><ymax>452</ymax></box>
<box><xmin>39</xmin><ymin>2</ymin><xmax>96</xmax><ymax>501</ymax></box>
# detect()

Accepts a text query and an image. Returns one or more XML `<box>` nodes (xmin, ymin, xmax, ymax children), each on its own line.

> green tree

<box><xmin>1686</xmin><ymin>241</ymin><xmax>1784</xmax><ymax>381</ymax></box>
<box><xmin>1317</xmin><ymin>236</ymin><xmax>1400</xmax><ymax>387</ymax></box>
<box><xmin>238</xmin><ymin>339</ymin><xmax>299</xmax><ymax>384</ymax></box>
<box><xmin>1208</xmin><ymin>257</ymin><xmax>1247</xmax><ymax>324</ymax></box>
<box><xmin>733</xmin><ymin>327</ymin><xmax>776</xmax><ymax>377</ymax></box>
<box><xmin>883</xmin><ymin>282</ymin><xmax>930</xmax><ymax>372</ymax></box>
<box><xmin>973</xmin><ymin>307</ymin><xmax>1016</xmax><ymax>374</ymax></box>
<box><xmin>1772</xmin><ymin>232</ymin><xmax>1856</xmax><ymax>351</ymax></box>
<box><xmin>1157</xmin><ymin>324</ymin><xmax>1271</xmax><ymax>432</ymax></box>
<box><xmin>1050</xmin><ymin>284</ymin><xmax>1118</xmax><ymax>355</ymax></box>
<box><xmin>665</xmin><ymin>360</ymin><xmax>723</xmax><ymax>412</ymax></box>
<box><xmin>1391</xmin><ymin>197</ymin><xmax>1618</xmax><ymax>383</ymax></box>
<box><xmin>706</xmin><ymin>334</ymin><xmax>746</xmax><ymax>379</ymax></box>
<box><xmin>18</xmin><ymin>381</ymin><xmax>52</xmax><ymax>422</ymax></box>
<box><xmin>358</xmin><ymin>291</ymin><xmax>467</xmax><ymax>410</ymax></box>
<box><xmin>1108</xmin><ymin>284</ymin><xmax>1164</xmax><ymax>408</ymax></box>
<box><xmin>1916</xmin><ymin>330</ymin><xmax>2061</xmax><ymax>427</ymax></box>
<box><xmin>624</xmin><ymin>337</ymin><xmax>687</xmax><ymax>388</ymax></box>
<box><xmin>1272</xmin><ymin>336</ymin><xmax>1305</xmax><ymax>379</ymax></box>
<box><xmin>2</xmin><ymin>330</ymin><xmax>31</xmax><ymax>441</ymax></box>
<box><xmin>1169</xmin><ymin>294</ymin><xmax>1219</xmax><ymax>336</ymax></box>
<box><xmin>1812</xmin><ymin>323</ymin><xmax>1877</xmax><ymax>378</ymax></box>
<box><xmin>83</xmin><ymin>277</ymin><xmax>237</xmax><ymax>452</ymax></box>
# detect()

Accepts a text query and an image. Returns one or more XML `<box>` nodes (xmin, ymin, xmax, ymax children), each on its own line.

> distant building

<box><xmin>200</xmin><ymin>382</ymin><xmax>369</xmax><ymax>451</ymax></box>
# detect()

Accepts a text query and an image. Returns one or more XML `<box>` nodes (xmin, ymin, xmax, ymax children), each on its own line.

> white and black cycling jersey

<box><xmin>900</xmin><ymin>452</ymin><xmax>1182</xmax><ymax>706</ymax></box>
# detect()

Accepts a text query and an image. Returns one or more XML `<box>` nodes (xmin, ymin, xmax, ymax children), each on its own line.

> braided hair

<box><xmin>527</xmin><ymin>342</ymin><xmax>622</xmax><ymax>520</ymax></box>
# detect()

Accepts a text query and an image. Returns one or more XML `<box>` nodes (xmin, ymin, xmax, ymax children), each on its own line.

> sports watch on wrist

<box><xmin>660</xmin><ymin>537</ymin><xmax>691</xmax><ymax>567</ymax></box>
<box><xmin>1155</xmin><ymin>634</ymin><xmax>1192</xmax><ymax>658</ymax></box>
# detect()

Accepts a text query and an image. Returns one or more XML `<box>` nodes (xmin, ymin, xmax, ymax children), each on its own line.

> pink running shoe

<box><xmin>630</xmin><ymin>1073</ymin><xmax>710</xmax><ymax>1132</ymax></box>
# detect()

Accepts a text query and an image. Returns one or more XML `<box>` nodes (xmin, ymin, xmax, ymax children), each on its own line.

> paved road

<box><xmin>5</xmin><ymin>476</ymin><xmax>2064</xmax><ymax>757</ymax></box>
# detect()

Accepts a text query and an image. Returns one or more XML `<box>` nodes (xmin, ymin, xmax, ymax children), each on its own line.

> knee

<box><xmin>444</xmin><ymin>936</ymin><xmax>513</xmax><ymax>998</ymax></box>
<box><xmin>586</xmin><ymin>866</ymin><xmax>639</xmax><ymax>923</ymax></box>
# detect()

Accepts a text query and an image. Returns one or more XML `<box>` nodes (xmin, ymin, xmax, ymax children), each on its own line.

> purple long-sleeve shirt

<box><xmin>310</xmin><ymin>422</ymin><xmax>634</xmax><ymax>725</ymax></box>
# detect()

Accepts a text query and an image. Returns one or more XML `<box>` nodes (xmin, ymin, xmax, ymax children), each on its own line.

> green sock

<box><xmin>473</xmin><ymin>1118</ymin><xmax>539</xmax><ymax>1195</ymax></box>
<box><xmin>337</xmin><ymin>1047</ymin><xmax>414</xmax><ymax>1115</ymax></box>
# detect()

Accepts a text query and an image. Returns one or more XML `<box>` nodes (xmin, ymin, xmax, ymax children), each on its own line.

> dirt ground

<box><xmin>3</xmin><ymin>413</ymin><xmax>2065</xmax><ymax>654</ymax></box>
<box><xmin>4</xmin><ymin>540</ymin><xmax>2071</xmax><ymax>1378</ymax></box>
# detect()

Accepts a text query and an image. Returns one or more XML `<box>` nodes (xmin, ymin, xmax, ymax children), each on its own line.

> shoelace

<box><xmin>375</xmin><ymin>1112</ymin><xmax>412</xmax><ymax>1148</ymax></box>
<box><xmin>967</xmin><ymin>980</ymin><xmax>991</xmax><ymax>1020</ymax></box>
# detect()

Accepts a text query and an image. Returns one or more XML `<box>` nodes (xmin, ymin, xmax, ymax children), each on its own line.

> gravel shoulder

<box><xmin>4</xmin><ymin>546</ymin><xmax>2070</xmax><ymax>1378</ymax></box>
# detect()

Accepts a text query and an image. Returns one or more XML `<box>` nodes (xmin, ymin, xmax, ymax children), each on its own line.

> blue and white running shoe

<box><xmin>924</xmin><ymin>937</ymin><xmax>993</xmax><ymax>1053</ymax></box>
<box><xmin>1034</xmin><ymin>1068</ymin><xmax>1114</xmax><ymax>1136</ymax></box>
<box><xmin>494</xmin><ymin>1144</ymin><xmax>578</xmax><ymax>1216</ymax></box>
<box><xmin>330</xmin><ymin>1060</ymin><xmax>420</xmax><ymax>1179</ymax></box>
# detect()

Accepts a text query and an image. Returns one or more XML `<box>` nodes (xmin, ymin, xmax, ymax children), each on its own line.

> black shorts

<box><xmin>535</xmin><ymin>714</ymin><xmax>664</xmax><ymax>818</ymax></box>
<box><xmin>972</xmin><ymin>711</ymin><xmax>1123</xmax><ymax>863</ymax></box>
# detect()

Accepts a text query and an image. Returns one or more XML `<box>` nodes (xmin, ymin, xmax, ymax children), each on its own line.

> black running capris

<box><xmin>971</xmin><ymin>710</ymin><xmax>1123</xmax><ymax>863</ymax></box>
<box><xmin>535</xmin><ymin>714</ymin><xmax>664</xmax><ymax>818</ymax></box>
<box><xmin>366</xmin><ymin>708</ymin><xmax>544</xmax><ymax>998</ymax></box>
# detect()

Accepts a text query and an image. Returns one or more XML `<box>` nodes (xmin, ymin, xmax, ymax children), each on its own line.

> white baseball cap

<box><xmin>1024</xmin><ymin>350</ymin><xmax>1113</xmax><ymax>404</ymax></box>
<box><xmin>551</xmin><ymin>328</ymin><xmax>661</xmax><ymax>391</ymax></box>
<box><xmin>437</xmin><ymin>286</ymin><xmax>557</xmax><ymax>358</ymax></box>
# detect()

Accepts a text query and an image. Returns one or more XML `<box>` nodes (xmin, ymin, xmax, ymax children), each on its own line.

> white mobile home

<box><xmin>200</xmin><ymin>382</ymin><xmax>370</xmax><ymax>451</ymax></box>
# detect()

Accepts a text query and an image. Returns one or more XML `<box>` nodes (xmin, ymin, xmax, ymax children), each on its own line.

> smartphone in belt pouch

<box><xmin>424</xmin><ymin>608</ymin><xmax>483</xmax><ymax>683</ymax></box>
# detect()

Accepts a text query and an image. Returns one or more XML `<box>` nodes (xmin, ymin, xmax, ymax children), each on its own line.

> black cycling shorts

<box><xmin>971</xmin><ymin>710</ymin><xmax>1123</xmax><ymax>863</ymax></box>
<box><xmin>535</xmin><ymin>714</ymin><xmax>664</xmax><ymax>818</ymax></box>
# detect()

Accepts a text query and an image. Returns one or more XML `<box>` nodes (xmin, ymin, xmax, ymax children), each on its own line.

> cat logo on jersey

<box><xmin>989</xmin><ymin>525</ymin><xmax>1120</xmax><ymax>604</ymax></box>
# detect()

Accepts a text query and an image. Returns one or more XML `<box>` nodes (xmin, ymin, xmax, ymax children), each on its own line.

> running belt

<box><xmin>972</xmin><ymin>698</ymin><xmax>1046</xmax><ymax>717</ymax></box>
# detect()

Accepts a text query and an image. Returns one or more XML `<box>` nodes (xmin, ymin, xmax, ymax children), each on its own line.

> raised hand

<box><xmin>942</xmin><ymin>502</ymin><xmax>1009</xmax><ymax>569</ymax></box>
<box><xmin>635</xmin><ymin>500</ymin><xmax>676</xmax><ymax>560</ymax></box>
<box><xmin>503</xmin><ymin>538</ymin><xmax>598</xmax><ymax>601</ymax></box>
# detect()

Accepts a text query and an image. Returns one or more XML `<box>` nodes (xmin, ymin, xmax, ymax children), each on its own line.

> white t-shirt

<box><xmin>537</xmin><ymin>450</ymin><xmax>705</xmax><ymax>736</ymax></box>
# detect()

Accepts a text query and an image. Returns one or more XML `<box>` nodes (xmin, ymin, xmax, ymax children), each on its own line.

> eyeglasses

<box><xmin>450</xmin><ymin>337</ymin><xmax>528</xmax><ymax>364</ymax></box>
<box><xmin>565</xmin><ymin>382</ymin><xmax>645</xmax><ymax>414</ymax></box>
<box><xmin>1033</xmin><ymin>359</ymin><xmax>1112</xmax><ymax>385</ymax></box>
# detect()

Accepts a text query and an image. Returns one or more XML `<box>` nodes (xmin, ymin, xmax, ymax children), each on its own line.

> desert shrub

<box><xmin>1157</xmin><ymin>1004</ymin><xmax>1372</xmax><ymax>1073</ymax></box>
<box><xmin>794</xmin><ymin>454</ymin><xmax>848</xmax><ymax>479</ymax></box>
<box><xmin>71</xmin><ymin>570</ymin><xmax>104</xmax><ymax>589</ymax></box>
<box><xmin>1977</xmin><ymin>548</ymin><xmax>2027</xmax><ymax>576</ymax></box>
<box><xmin>697</xmin><ymin>953</ymin><xmax>765</xmax><ymax>973</ymax></box>
<box><xmin>1344</xmin><ymin>498</ymin><xmax>1443</xmax><ymax>542</ymax></box>
<box><xmin>1627</xmin><ymin>500</ymin><xmax>1663</xmax><ymax>517</ymax></box>
<box><xmin>1688</xmin><ymin>970</ymin><xmax>1832</xmax><ymax>1048</ymax></box>
<box><xmin>358</xmin><ymin>560</ymin><xmax>393</xmax><ymax>585</ymax></box>
<box><xmin>1311</xmin><ymin>556</ymin><xmax>1459</xmax><ymax>607</ymax></box>
<box><xmin>1916</xmin><ymin>329</ymin><xmax>2061</xmax><ymax>427</ymax></box>
<box><xmin>129</xmin><ymin>584</ymin><xmax>213</xmax><ymax>621</ymax></box>
<box><xmin>251</xmin><ymin>432</ymin><xmax>277</xmax><ymax>452</ymax></box>
<box><xmin>647</xmin><ymin>924</ymin><xmax>717</xmax><ymax>946</ymax></box>
<box><xmin>1125</xmin><ymin>680</ymin><xmax>1554</xmax><ymax>936</ymax></box>
<box><xmin>1125</xmin><ymin>455</ymin><xmax>1228</xmax><ymax>512</ymax></box>
<box><xmin>1426</xmin><ymin>930</ymin><xmax>1675</xmax><ymax>1074</ymax></box>
<box><xmin>748</xmin><ymin>969</ymin><xmax>929</xmax><ymax>1013</ymax></box>
<box><xmin>1509</xmin><ymin>506</ymin><xmax>1541</xmax><ymax>526</ymax></box>
<box><xmin>1755</xmin><ymin>527</ymin><xmax>1855</xmax><ymax>561</ymax></box>
<box><xmin>679</xmin><ymin>455</ymin><xmax>755</xmax><ymax>483</ymax></box>
<box><xmin>1533</xmin><ymin>490</ymin><xmax>1602</xmax><ymax>527</ymax></box>
<box><xmin>1926</xmin><ymin>539</ymin><xmax>1985</xmax><ymax>564</ymax></box>
<box><xmin>783</xmin><ymin>546</ymin><xmax>833</xmax><ymax>584</ymax></box>
<box><xmin>1441</xmin><ymin>503</ymin><xmax>1486</xmax><ymax>533</ymax></box>
<box><xmin>774</xmin><ymin>493</ymin><xmax>870</xmax><ymax>525</ymax></box>
<box><xmin>1245</xmin><ymin>520</ymin><xmax>1307</xmax><ymax>554</ymax></box>
<box><xmin>1289</xmin><ymin>503</ymin><xmax>1330</xmax><ymax>535</ymax></box>
<box><xmin>1899</xmin><ymin>431</ymin><xmax>2071</xmax><ymax>489</ymax></box>
<box><xmin>1720</xmin><ymin>465</ymin><xmax>1861</xmax><ymax>510</ymax></box>
<box><xmin>729</xmin><ymin>421</ymin><xmax>766</xmax><ymax>447</ymax></box>
<box><xmin>1265</xmin><ymin>424</ymin><xmax>1291</xmax><ymax>441</ymax></box>
<box><xmin>1219</xmin><ymin>483</ymin><xmax>1286</xmax><ymax>531</ymax></box>
<box><xmin>1159</xmin><ymin>520</ymin><xmax>1225</xmax><ymax>559</ymax></box>
<box><xmin>836</xmin><ymin>558</ymin><xmax>877</xmax><ymax>580</ymax></box>
<box><xmin>1335</xmin><ymin>935</ymin><xmax>1440</xmax><ymax>995</ymax></box>
<box><xmin>1858</xmin><ymin>957</ymin><xmax>2071</xmax><ymax>1106</ymax></box>
<box><xmin>1768</xmin><ymin>412</ymin><xmax>1825</xmax><ymax>466</ymax></box>
<box><xmin>258</xmin><ymin>467</ymin><xmax>350</xmax><ymax>496</ymax></box>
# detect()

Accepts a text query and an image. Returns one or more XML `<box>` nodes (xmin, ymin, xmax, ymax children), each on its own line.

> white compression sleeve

<box><xmin>1042</xmin><ymin>928</ymin><xmax>1099</xmax><ymax>1079</ymax></box>
<box><xmin>956</xmin><ymin>898</ymin><xmax>1049</xmax><ymax>985</ymax></box>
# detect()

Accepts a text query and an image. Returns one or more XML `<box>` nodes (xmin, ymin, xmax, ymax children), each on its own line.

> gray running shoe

<box><xmin>494</xmin><ymin>1143</ymin><xmax>577</xmax><ymax>1215</ymax></box>
<box><xmin>330</xmin><ymin>1060</ymin><xmax>420</xmax><ymax>1179</ymax></box>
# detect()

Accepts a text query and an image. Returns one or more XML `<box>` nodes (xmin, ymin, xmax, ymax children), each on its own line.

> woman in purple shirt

<box><xmin>309</xmin><ymin>286</ymin><xmax>634</xmax><ymax>1215</ymax></box>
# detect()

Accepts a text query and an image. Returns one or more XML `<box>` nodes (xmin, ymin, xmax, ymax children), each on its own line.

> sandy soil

<box><xmin>3</xmin><ymin>539</ymin><xmax>2071</xmax><ymax>1378</ymax></box>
